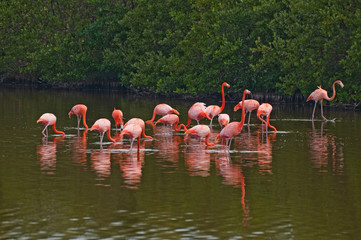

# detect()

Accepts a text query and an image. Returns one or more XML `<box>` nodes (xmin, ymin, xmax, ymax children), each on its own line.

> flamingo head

<box><xmin>36</xmin><ymin>118</ymin><xmax>45</xmax><ymax>124</ymax></box>
<box><xmin>257</xmin><ymin>110</ymin><xmax>266</xmax><ymax>118</ymax></box>
<box><xmin>171</xmin><ymin>109</ymin><xmax>180</xmax><ymax>115</ymax></box>
<box><xmin>222</xmin><ymin>82</ymin><xmax>231</xmax><ymax>88</ymax></box>
<box><xmin>244</xmin><ymin>89</ymin><xmax>251</xmax><ymax>95</ymax></box>
<box><xmin>68</xmin><ymin>110</ymin><xmax>73</xmax><ymax>118</ymax></box>
<box><xmin>90</xmin><ymin>124</ymin><xmax>99</xmax><ymax>132</ymax></box>
<box><xmin>233</xmin><ymin>102</ymin><xmax>242</xmax><ymax>112</ymax></box>
<box><xmin>336</xmin><ymin>80</ymin><xmax>344</xmax><ymax>88</ymax></box>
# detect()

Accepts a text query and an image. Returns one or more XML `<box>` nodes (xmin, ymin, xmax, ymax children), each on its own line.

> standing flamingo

<box><xmin>68</xmin><ymin>104</ymin><xmax>88</xmax><ymax>130</ymax></box>
<box><xmin>124</xmin><ymin>118</ymin><xmax>153</xmax><ymax>139</ymax></box>
<box><xmin>120</xmin><ymin>123</ymin><xmax>143</xmax><ymax>150</ymax></box>
<box><xmin>205</xmin><ymin>82</ymin><xmax>230</xmax><ymax>126</ymax></box>
<box><xmin>186</xmin><ymin>102</ymin><xmax>211</xmax><ymax>127</ymax></box>
<box><xmin>234</xmin><ymin>99</ymin><xmax>260</xmax><ymax>125</ymax></box>
<box><xmin>146</xmin><ymin>104</ymin><xmax>179</xmax><ymax>124</ymax></box>
<box><xmin>257</xmin><ymin>103</ymin><xmax>277</xmax><ymax>133</ymax></box>
<box><xmin>155</xmin><ymin>114</ymin><xmax>187</xmax><ymax>131</ymax></box>
<box><xmin>112</xmin><ymin>108</ymin><xmax>124</xmax><ymax>130</ymax></box>
<box><xmin>184</xmin><ymin>125</ymin><xmax>214</xmax><ymax>146</ymax></box>
<box><xmin>90</xmin><ymin>118</ymin><xmax>116</xmax><ymax>146</ymax></box>
<box><xmin>218</xmin><ymin>113</ymin><xmax>230</xmax><ymax>129</ymax></box>
<box><xmin>215</xmin><ymin>89</ymin><xmax>251</xmax><ymax>149</ymax></box>
<box><xmin>307</xmin><ymin>80</ymin><xmax>344</xmax><ymax>121</ymax></box>
<box><xmin>37</xmin><ymin>113</ymin><xmax>65</xmax><ymax>137</ymax></box>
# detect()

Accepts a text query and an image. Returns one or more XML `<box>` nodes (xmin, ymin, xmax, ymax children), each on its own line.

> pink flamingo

<box><xmin>186</xmin><ymin>102</ymin><xmax>211</xmax><ymax>127</ymax></box>
<box><xmin>215</xmin><ymin>89</ymin><xmax>251</xmax><ymax>149</ymax></box>
<box><xmin>257</xmin><ymin>103</ymin><xmax>277</xmax><ymax>133</ymax></box>
<box><xmin>124</xmin><ymin>118</ymin><xmax>153</xmax><ymax>139</ymax></box>
<box><xmin>146</xmin><ymin>104</ymin><xmax>179</xmax><ymax>124</ymax></box>
<box><xmin>205</xmin><ymin>82</ymin><xmax>230</xmax><ymax>126</ymax></box>
<box><xmin>307</xmin><ymin>80</ymin><xmax>344</xmax><ymax>121</ymax></box>
<box><xmin>218</xmin><ymin>113</ymin><xmax>230</xmax><ymax>129</ymax></box>
<box><xmin>120</xmin><ymin>123</ymin><xmax>143</xmax><ymax>150</ymax></box>
<box><xmin>184</xmin><ymin>125</ymin><xmax>214</xmax><ymax>146</ymax></box>
<box><xmin>68</xmin><ymin>104</ymin><xmax>88</xmax><ymax>130</ymax></box>
<box><xmin>234</xmin><ymin>99</ymin><xmax>260</xmax><ymax>125</ymax></box>
<box><xmin>37</xmin><ymin>113</ymin><xmax>65</xmax><ymax>137</ymax></box>
<box><xmin>90</xmin><ymin>118</ymin><xmax>116</xmax><ymax>145</ymax></box>
<box><xmin>155</xmin><ymin>114</ymin><xmax>187</xmax><ymax>131</ymax></box>
<box><xmin>112</xmin><ymin>108</ymin><xmax>124</xmax><ymax>130</ymax></box>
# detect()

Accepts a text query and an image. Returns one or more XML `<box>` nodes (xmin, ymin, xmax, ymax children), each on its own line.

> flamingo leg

<box><xmin>209</xmin><ymin>117</ymin><xmax>213</xmax><ymax>128</ymax></box>
<box><xmin>77</xmin><ymin>116</ymin><xmax>81</xmax><ymax>129</ymax></box>
<box><xmin>320</xmin><ymin>100</ymin><xmax>328</xmax><ymax>121</ymax></box>
<box><xmin>311</xmin><ymin>101</ymin><xmax>318</xmax><ymax>121</ymax></box>
<box><xmin>130</xmin><ymin>138</ymin><xmax>134</xmax><ymax>149</ymax></box>
<box><xmin>42</xmin><ymin>125</ymin><xmax>49</xmax><ymax>137</ymax></box>
<box><xmin>248</xmin><ymin>112</ymin><xmax>251</xmax><ymax>126</ymax></box>
<box><xmin>197</xmin><ymin>120</ymin><xmax>200</xmax><ymax>125</ymax></box>
<box><xmin>99</xmin><ymin>132</ymin><xmax>105</xmax><ymax>145</ymax></box>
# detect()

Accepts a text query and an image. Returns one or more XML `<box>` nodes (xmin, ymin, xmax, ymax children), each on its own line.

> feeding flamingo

<box><xmin>68</xmin><ymin>104</ymin><xmax>88</xmax><ymax>130</ymax></box>
<box><xmin>155</xmin><ymin>114</ymin><xmax>187</xmax><ymax>131</ymax></box>
<box><xmin>146</xmin><ymin>104</ymin><xmax>179</xmax><ymax>124</ymax></box>
<box><xmin>37</xmin><ymin>113</ymin><xmax>65</xmax><ymax>137</ymax></box>
<box><xmin>234</xmin><ymin>99</ymin><xmax>260</xmax><ymax>125</ymax></box>
<box><xmin>205</xmin><ymin>82</ymin><xmax>230</xmax><ymax>126</ymax></box>
<box><xmin>124</xmin><ymin>118</ymin><xmax>153</xmax><ymax>139</ymax></box>
<box><xmin>186</xmin><ymin>102</ymin><xmax>211</xmax><ymax>127</ymax></box>
<box><xmin>112</xmin><ymin>108</ymin><xmax>124</xmax><ymax>130</ymax></box>
<box><xmin>120</xmin><ymin>123</ymin><xmax>143</xmax><ymax>150</ymax></box>
<box><xmin>218</xmin><ymin>113</ymin><xmax>230</xmax><ymax>129</ymax></box>
<box><xmin>307</xmin><ymin>80</ymin><xmax>344</xmax><ymax>121</ymax></box>
<box><xmin>257</xmin><ymin>103</ymin><xmax>277</xmax><ymax>133</ymax></box>
<box><xmin>90</xmin><ymin>118</ymin><xmax>116</xmax><ymax>145</ymax></box>
<box><xmin>184</xmin><ymin>125</ymin><xmax>214</xmax><ymax>146</ymax></box>
<box><xmin>215</xmin><ymin>89</ymin><xmax>251</xmax><ymax>149</ymax></box>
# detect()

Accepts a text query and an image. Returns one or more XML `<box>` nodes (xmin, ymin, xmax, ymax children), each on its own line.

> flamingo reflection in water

<box><xmin>90</xmin><ymin>148</ymin><xmax>111</xmax><ymax>184</ymax></box>
<box><xmin>184</xmin><ymin>145</ymin><xmax>211</xmax><ymax>177</ymax></box>
<box><xmin>109</xmin><ymin>140</ymin><xmax>146</xmax><ymax>189</ymax></box>
<box><xmin>215</xmin><ymin>152</ymin><xmax>249</xmax><ymax>225</ymax></box>
<box><xmin>37</xmin><ymin>136</ymin><xmax>64</xmax><ymax>174</ymax></box>
<box><xmin>68</xmin><ymin>130</ymin><xmax>88</xmax><ymax>168</ymax></box>
<box><xmin>153</xmin><ymin>124</ymin><xmax>183</xmax><ymax>170</ymax></box>
<box><xmin>309</xmin><ymin>121</ymin><xmax>344</xmax><ymax>173</ymax></box>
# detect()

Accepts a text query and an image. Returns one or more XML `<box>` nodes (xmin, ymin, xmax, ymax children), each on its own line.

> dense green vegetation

<box><xmin>1</xmin><ymin>0</ymin><xmax>360</xmax><ymax>101</ymax></box>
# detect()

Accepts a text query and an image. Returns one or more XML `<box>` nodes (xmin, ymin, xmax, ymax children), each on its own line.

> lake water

<box><xmin>0</xmin><ymin>87</ymin><xmax>360</xmax><ymax>239</ymax></box>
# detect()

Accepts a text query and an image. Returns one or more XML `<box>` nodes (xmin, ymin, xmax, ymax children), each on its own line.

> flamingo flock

<box><xmin>37</xmin><ymin>80</ymin><xmax>344</xmax><ymax>151</ymax></box>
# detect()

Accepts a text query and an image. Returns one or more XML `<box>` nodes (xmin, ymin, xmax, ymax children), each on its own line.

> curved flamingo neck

<box><xmin>175</xmin><ymin>123</ymin><xmax>187</xmax><ymax>132</ymax></box>
<box><xmin>185</xmin><ymin>117</ymin><xmax>192</xmax><ymax>128</ymax></box>
<box><xmin>107</xmin><ymin>130</ymin><xmax>116</xmax><ymax>143</ymax></box>
<box><xmin>82</xmin><ymin>113</ymin><xmax>88</xmax><ymax>129</ymax></box>
<box><xmin>142</xmin><ymin>127</ymin><xmax>153</xmax><ymax>139</ymax></box>
<box><xmin>146</xmin><ymin>109</ymin><xmax>157</xmax><ymax>123</ymax></box>
<box><xmin>205</xmin><ymin>135</ymin><xmax>215</xmax><ymax>146</ymax></box>
<box><xmin>326</xmin><ymin>81</ymin><xmax>338</xmax><ymax>101</ymax></box>
<box><xmin>52</xmin><ymin>124</ymin><xmax>65</xmax><ymax>136</ymax></box>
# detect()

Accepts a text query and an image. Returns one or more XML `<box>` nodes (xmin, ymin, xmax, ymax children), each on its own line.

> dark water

<box><xmin>1</xmin><ymin>88</ymin><xmax>360</xmax><ymax>239</ymax></box>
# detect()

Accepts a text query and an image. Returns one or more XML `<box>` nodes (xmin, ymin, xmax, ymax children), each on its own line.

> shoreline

<box><xmin>1</xmin><ymin>77</ymin><xmax>358</xmax><ymax>110</ymax></box>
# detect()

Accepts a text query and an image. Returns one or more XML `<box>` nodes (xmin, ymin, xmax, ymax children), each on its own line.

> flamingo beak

<box><xmin>339</xmin><ymin>82</ymin><xmax>344</xmax><ymax>88</ymax></box>
<box><xmin>36</xmin><ymin>118</ymin><xmax>44</xmax><ymax>124</ymax></box>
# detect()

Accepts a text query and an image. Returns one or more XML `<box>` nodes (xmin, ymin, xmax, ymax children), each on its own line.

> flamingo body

<box><xmin>90</xmin><ymin>118</ymin><xmax>116</xmax><ymax>145</ymax></box>
<box><xmin>307</xmin><ymin>80</ymin><xmax>344</xmax><ymax>121</ymax></box>
<box><xmin>155</xmin><ymin>114</ymin><xmax>186</xmax><ymax>131</ymax></box>
<box><xmin>112</xmin><ymin>108</ymin><xmax>124</xmax><ymax>129</ymax></box>
<box><xmin>124</xmin><ymin>118</ymin><xmax>153</xmax><ymax>139</ymax></box>
<box><xmin>184</xmin><ymin>125</ymin><xmax>214</xmax><ymax>146</ymax></box>
<box><xmin>257</xmin><ymin>103</ymin><xmax>277</xmax><ymax>132</ymax></box>
<box><xmin>68</xmin><ymin>104</ymin><xmax>88</xmax><ymax>129</ymax></box>
<box><xmin>186</xmin><ymin>102</ymin><xmax>211</xmax><ymax>127</ymax></box>
<box><xmin>37</xmin><ymin>113</ymin><xmax>65</xmax><ymax>137</ymax></box>
<box><xmin>121</xmin><ymin>123</ymin><xmax>143</xmax><ymax>150</ymax></box>
<box><xmin>234</xmin><ymin>99</ymin><xmax>260</xmax><ymax>125</ymax></box>
<box><xmin>146</xmin><ymin>104</ymin><xmax>179</xmax><ymax>123</ymax></box>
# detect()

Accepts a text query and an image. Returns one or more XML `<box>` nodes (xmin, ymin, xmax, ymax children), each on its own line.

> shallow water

<box><xmin>1</xmin><ymin>88</ymin><xmax>360</xmax><ymax>239</ymax></box>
